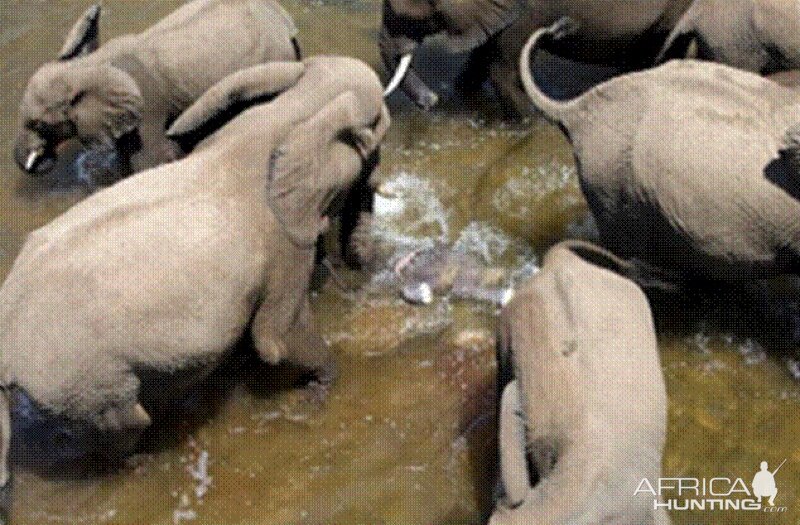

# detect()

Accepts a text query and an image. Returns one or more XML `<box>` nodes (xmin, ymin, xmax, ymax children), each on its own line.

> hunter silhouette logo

<box><xmin>634</xmin><ymin>459</ymin><xmax>790</xmax><ymax>513</ymax></box>
<box><xmin>752</xmin><ymin>460</ymin><xmax>785</xmax><ymax>507</ymax></box>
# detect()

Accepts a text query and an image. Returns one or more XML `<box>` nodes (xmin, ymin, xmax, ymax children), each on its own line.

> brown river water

<box><xmin>1</xmin><ymin>1</ymin><xmax>800</xmax><ymax>524</ymax></box>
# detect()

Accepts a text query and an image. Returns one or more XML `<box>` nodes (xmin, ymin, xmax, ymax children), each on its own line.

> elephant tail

<box><xmin>518</xmin><ymin>17</ymin><xmax>582</xmax><ymax>128</ymax></box>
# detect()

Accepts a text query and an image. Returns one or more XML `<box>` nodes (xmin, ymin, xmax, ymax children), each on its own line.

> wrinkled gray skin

<box><xmin>656</xmin><ymin>0</ymin><xmax>800</xmax><ymax>76</ymax></box>
<box><xmin>491</xmin><ymin>241</ymin><xmax>669</xmax><ymax>525</ymax></box>
<box><xmin>0</xmin><ymin>57</ymin><xmax>389</xmax><ymax>516</ymax></box>
<box><xmin>14</xmin><ymin>0</ymin><xmax>300</xmax><ymax>186</ymax></box>
<box><xmin>520</xmin><ymin>19</ymin><xmax>800</xmax><ymax>283</ymax></box>
<box><xmin>380</xmin><ymin>0</ymin><xmax>692</xmax><ymax>115</ymax></box>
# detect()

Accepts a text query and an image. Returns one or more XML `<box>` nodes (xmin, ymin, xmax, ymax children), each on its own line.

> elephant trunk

<box><xmin>13</xmin><ymin>130</ymin><xmax>56</xmax><ymax>175</ymax></box>
<box><xmin>498</xmin><ymin>381</ymin><xmax>530</xmax><ymax>508</ymax></box>
<box><xmin>518</xmin><ymin>18</ymin><xmax>582</xmax><ymax>127</ymax></box>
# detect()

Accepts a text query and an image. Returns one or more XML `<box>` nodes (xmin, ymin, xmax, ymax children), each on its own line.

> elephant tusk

<box><xmin>384</xmin><ymin>53</ymin><xmax>413</xmax><ymax>97</ymax></box>
<box><xmin>500</xmin><ymin>288</ymin><xmax>515</xmax><ymax>307</ymax></box>
<box><xmin>25</xmin><ymin>148</ymin><xmax>43</xmax><ymax>172</ymax></box>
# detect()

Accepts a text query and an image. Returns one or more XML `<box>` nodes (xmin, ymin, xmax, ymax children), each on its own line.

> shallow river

<box><xmin>1</xmin><ymin>1</ymin><xmax>799</xmax><ymax>524</ymax></box>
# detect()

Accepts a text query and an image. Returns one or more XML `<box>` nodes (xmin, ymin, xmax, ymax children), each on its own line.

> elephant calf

<box><xmin>491</xmin><ymin>241</ymin><xmax>669</xmax><ymax>525</ymax></box>
<box><xmin>0</xmin><ymin>56</ymin><xmax>389</xmax><ymax>508</ymax></box>
<box><xmin>520</xmin><ymin>19</ymin><xmax>800</xmax><ymax>283</ymax></box>
<box><xmin>14</xmin><ymin>0</ymin><xmax>300</xmax><ymax>185</ymax></box>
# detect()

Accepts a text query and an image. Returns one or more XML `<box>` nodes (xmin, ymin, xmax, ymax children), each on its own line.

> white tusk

<box><xmin>500</xmin><ymin>288</ymin><xmax>515</xmax><ymax>307</ymax></box>
<box><xmin>384</xmin><ymin>53</ymin><xmax>413</xmax><ymax>97</ymax></box>
<box><xmin>25</xmin><ymin>149</ymin><xmax>43</xmax><ymax>171</ymax></box>
<box><xmin>402</xmin><ymin>282</ymin><xmax>433</xmax><ymax>305</ymax></box>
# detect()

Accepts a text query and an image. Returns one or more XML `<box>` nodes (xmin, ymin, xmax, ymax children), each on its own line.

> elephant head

<box><xmin>14</xmin><ymin>5</ymin><xmax>143</xmax><ymax>175</ymax></box>
<box><xmin>490</xmin><ymin>241</ymin><xmax>669</xmax><ymax>525</ymax></box>
<box><xmin>380</xmin><ymin>0</ymin><xmax>524</xmax><ymax>108</ymax></box>
<box><xmin>167</xmin><ymin>58</ymin><xmax>390</xmax><ymax>248</ymax></box>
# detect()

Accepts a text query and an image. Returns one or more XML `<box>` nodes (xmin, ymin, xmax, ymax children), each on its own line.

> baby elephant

<box><xmin>491</xmin><ymin>241</ymin><xmax>669</xmax><ymax>525</ymax></box>
<box><xmin>0</xmin><ymin>56</ymin><xmax>389</xmax><ymax>509</ymax></box>
<box><xmin>14</xmin><ymin>0</ymin><xmax>300</xmax><ymax>185</ymax></box>
<box><xmin>520</xmin><ymin>19</ymin><xmax>800</xmax><ymax>283</ymax></box>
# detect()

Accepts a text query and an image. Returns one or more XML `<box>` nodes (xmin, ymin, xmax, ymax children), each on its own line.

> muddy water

<box><xmin>1</xmin><ymin>1</ymin><xmax>800</xmax><ymax>524</ymax></box>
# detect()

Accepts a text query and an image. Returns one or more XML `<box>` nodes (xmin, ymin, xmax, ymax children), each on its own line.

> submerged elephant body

<box><xmin>520</xmin><ymin>20</ymin><xmax>800</xmax><ymax>282</ymax></box>
<box><xmin>380</xmin><ymin>0</ymin><xmax>692</xmax><ymax>114</ymax></box>
<box><xmin>14</xmin><ymin>0</ymin><xmax>300</xmax><ymax>185</ymax></box>
<box><xmin>0</xmin><ymin>56</ymin><xmax>389</xmax><ymax>499</ymax></box>
<box><xmin>492</xmin><ymin>241</ymin><xmax>669</xmax><ymax>525</ymax></box>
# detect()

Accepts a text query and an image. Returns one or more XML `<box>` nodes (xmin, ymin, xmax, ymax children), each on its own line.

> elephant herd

<box><xmin>1</xmin><ymin>0</ymin><xmax>800</xmax><ymax>522</ymax></box>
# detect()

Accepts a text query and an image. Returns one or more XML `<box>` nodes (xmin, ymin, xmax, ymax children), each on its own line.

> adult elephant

<box><xmin>491</xmin><ymin>241</ymin><xmax>669</xmax><ymax>525</ymax></box>
<box><xmin>519</xmin><ymin>19</ymin><xmax>800</xmax><ymax>284</ymax></box>
<box><xmin>0</xmin><ymin>56</ymin><xmax>389</xmax><ymax>520</ymax></box>
<box><xmin>380</xmin><ymin>0</ymin><xmax>692</xmax><ymax>115</ymax></box>
<box><xmin>656</xmin><ymin>0</ymin><xmax>800</xmax><ymax>76</ymax></box>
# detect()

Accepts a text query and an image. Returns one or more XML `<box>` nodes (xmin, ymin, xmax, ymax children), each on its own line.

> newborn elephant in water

<box><xmin>0</xmin><ymin>56</ymin><xmax>389</xmax><ymax>513</ymax></box>
<box><xmin>492</xmin><ymin>241</ymin><xmax>669</xmax><ymax>525</ymax></box>
<box><xmin>520</xmin><ymin>19</ymin><xmax>800</xmax><ymax>284</ymax></box>
<box><xmin>380</xmin><ymin>0</ymin><xmax>692</xmax><ymax>114</ymax></box>
<box><xmin>14</xmin><ymin>0</ymin><xmax>300</xmax><ymax>187</ymax></box>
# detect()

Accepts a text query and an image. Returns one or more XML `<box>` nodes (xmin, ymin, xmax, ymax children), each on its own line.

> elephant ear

<box><xmin>59</xmin><ymin>4</ymin><xmax>102</xmax><ymax>60</ymax></box>
<box><xmin>166</xmin><ymin>62</ymin><xmax>306</xmax><ymax>140</ymax></box>
<box><xmin>267</xmin><ymin>91</ymin><xmax>385</xmax><ymax>247</ymax></box>
<box><xmin>782</xmin><ymin>123</ymin><xmax>800</xmax><ymax>176</ymax></box>
<box><xmin>437</xmin><ymin>0</ymin><xmax>524</xmax><ymax>52</ymax></box>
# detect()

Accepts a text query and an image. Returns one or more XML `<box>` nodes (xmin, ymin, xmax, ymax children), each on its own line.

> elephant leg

<box><xmin>251</xmin><ymin>285</ymin><xmax>336</xmax><ymax>387</ymax></box>
<box><xmin>250</xmin><ymin>248</ymin><xmax>315</xmax><ymax>366</ymax></box>
<box><xmin>337</xmin><ymin>147</ymin><xmax>378</xmax><ymax>268</ymax></box>
<box><xmin>489</xmin><ymin>59</ymin><xmax>531</xmax><ymax>119</ymax></box>
<box><xmin>456</xmin><ymin>41</ymin><xmax>496</xmax><ymax>95</ymax></box>
<box><xmin>282</xmin><ymin>297</ymin><xmax>336</xmax><ymax>387</ymax></box>
<box><xmin>499</xmin><ymin>380</ymin><xmax>530</xmax><ymax>508</ymax></box>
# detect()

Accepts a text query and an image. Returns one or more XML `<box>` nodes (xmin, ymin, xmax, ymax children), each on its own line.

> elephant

<box><xmin>491</xmin><ymin>240</ymin><xmax>669</xmax><ymax>525</ymax></box>
<box><xmin>656</xmin><ymin>0</ymin><xmax>800</xmax><ymax>76</ymax></box>
<box><xmin>519</xmin><ymin>19</ymin><xmax>800</xmax><ymax>284</ymax></box>
<box><xmin>380</xmin><ymin>0</ymin><xmax>693</xmax><ymax>115</ymax></box>
<box><xmin>14</xmin><ymin>0</ymin><xmax>301</xmax><ymax>187</ymax></box>
<box><xmin>769</xmin><ymin>70</ymin><xmax>800</xmax><ymax>91</ymax></box>
<box><xmin>0</xmin><ymin>56</ymin><xmax>389</xmax><ymax>517</ymax></box>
